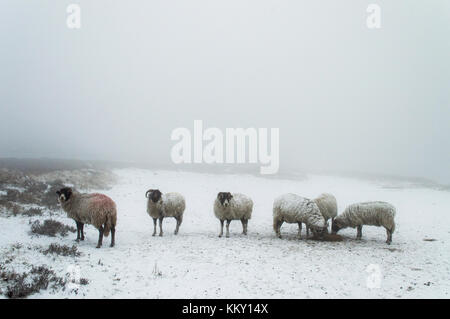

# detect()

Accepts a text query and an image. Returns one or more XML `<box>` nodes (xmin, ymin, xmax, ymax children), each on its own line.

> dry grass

<box><xmin>42</xmin><ymin>243</ymin><xmax>81</xmax><ymax>257</ymax></box>
<box><xmin>1</xmin><ymin>164</ymin><xmax>116</xmax><ymax>217</ymax></box>
<box><xmin>0</xmin><ymin>265</ymin><xmax>66</xmax><ymax>299</ymax></box>
<box><xmin>310</xmin><ymin>233</ymin><xmax>344</xmax><ymax>242</ymax></box>
<box><xmin>30</xmin><ymin>219</ymin><xmax>76</xmax><ymax>237</ymax></box>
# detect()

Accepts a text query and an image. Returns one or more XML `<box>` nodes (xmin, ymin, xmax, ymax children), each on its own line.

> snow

<box><xmin>1</xmin><ymin>168</ymin><xmax>449</xmax><ymax>298</ymax></box>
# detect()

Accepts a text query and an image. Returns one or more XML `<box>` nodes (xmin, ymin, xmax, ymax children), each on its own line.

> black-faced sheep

<box><xmin>214</xmin><ymin>192</ymin><xmax>253</xmax><ymax>238</ymax></box>
<box><xmin>332</xmin><ymin>201</ymin><xmax>396</xmax><ymax>244</ymax></box>
<box><xmin>56</xmin><ymin>187</ymin><xmax>117</xmax><ymax>248</ymax></box>
<box><xmin>273</xmin><ymin>193</ymin><xmax>326</xmax><ymax>239</ymax></box>
<box><xmin>145</xmin><ymin>189</ymin><xmax>185</xmax><ymax>236</ymax></box>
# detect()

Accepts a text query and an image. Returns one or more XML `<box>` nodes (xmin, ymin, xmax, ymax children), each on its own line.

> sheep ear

<box><xmin>56</xmin><ymin>191</ymin><xmax>61</xmax><ymax>195</ymax></box>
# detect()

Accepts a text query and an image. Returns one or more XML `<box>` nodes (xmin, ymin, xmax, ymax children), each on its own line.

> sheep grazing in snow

<box><xmin>56</xmin><ymin>187</ymin><xmax>117</xmax><ymax>248</ymax></box>
<box><xmin>308</xmin><ymin>193</ymin><xmax>338</xmax><ymax>234</ymax></box>
<box><xmin>332</xmin><ymin>201</ymin><xmax>396</xmax><ymax>244</ymax></box>
<box><xmin>145</xmin><ymin>189</ymin><xmax>185</xmax><ymax>236</ymax></box>
<box><xmin>273</xmin><ymin>193</ymin><xmax>326</xmax><ymax>239</ymax></box>
<box><xmin>214</xmin><ymin>192</ymin><xmax>253</xmax><ymax>238</ymax></box>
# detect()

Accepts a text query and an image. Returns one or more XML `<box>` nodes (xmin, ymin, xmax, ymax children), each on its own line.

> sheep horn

<box><xmin>145</xmin><ymin>189</ymin><xmax>153</xmax><ymax>198</ymax></box>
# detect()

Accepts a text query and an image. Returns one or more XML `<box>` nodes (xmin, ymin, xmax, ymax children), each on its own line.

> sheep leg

<box><xmin>244</xmin><ymin>219</ymin><xmax>248</xmax><ymax>235</ymax></box>
<box><xmin>297</xmin><ymin>222</ymin><xmax>302</xmax><ymax>238</ymax></box>
<box><xmin>219</xmin><ymin>220</ymin><xmax>224</xmax><ymax>237</ymax></box>
<box><xmin>274</xmin><ymin>219</ymin><xmax>283</xmax><ymax>238</ymax></box>
<box><xmin>306</xmin><ymin>226</ymin><xmax>310</xmax><ymax>239</ymax></box>
<box><xmin>75</xmin><ymin>221</ymin><xmax>81</xmax><ymax>242</ymax></box>
<box><xmin>158</xmin><ymin>217</ymin><xmax>164</xmax><ymax>237</ymax></box>
<box><xmin>386</xmin><ymin>228</ymin><xmax>392</xmax><ymax>245</ymax></box>
<box><xmin>241</xmin><ymin>219</ymin><xmax>247</xmax><ymax>235</ymax></box>
<box><xmin>226</xmin><ymin>220</ymin><xmax>231</xmax><ymax>238</ymax></box>
<box><xmin>357</xmin><ymin>225</ymin><xmax>363</xmax><ymax>240</ymax></box>
<box><xmin>174</xmin><ymin>216</ymin><xmax>182</xmax><ymax>235</ymax></box>
<box><xmin>110</xmin><ymin>225</ymin><xmax>115</xmax><ymax>247</ymax></box>
<box><xmin>96</xmin><ymin>226</ymin><xmax>104</xmax><ymax>248</ymax></box>
<box><xmin>152</xmin><ymin>218</ymin><xmax>157</xmax><ymax>236</ymax></box>
<box><xmin>80</xmin><ymin>223</ymin><xmax>85</xmax><ymax>241</ymax></box>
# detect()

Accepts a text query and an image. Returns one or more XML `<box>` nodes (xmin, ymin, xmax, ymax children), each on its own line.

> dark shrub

<box><xmin>5</xmin><ymin>189</ymin><xmax>21</xmax><ymax>202</ymax></box>
<box><xmin>42</xmin><ymin>243</ymin><xmax>80</xmax><ymax>257</ymax></box>
<box><xmin>30</xmin><ymin>219</ymin><xmax>76</xmax><ymax>237</ymax></box>
<box><xmin>41</xmin><ymin>180</ymin><xmax>66</xmax><ymax>210</ymax></box>
<box><xmin>1</xmin><ymin>265</ymin><xmax>67</xmax><ymax>299</ymax></box>
<box><xmin>26</xmin><ymin>181</ymin><xmax>47</xmax><ymax>194</ymax></box>
<box><xmin>0</xmin><ymin>198</ymin><xmax>18</xmax><ymax>213</ymax></box>
<box><xmin>21</xmin><ymin>207</ymin><xmax>43</xmax><ymax>217</ymax></box>
<box><xmin>79</xmin><ymin>278</ymin><xmax>89</xmax><ymax>285</ymax></box>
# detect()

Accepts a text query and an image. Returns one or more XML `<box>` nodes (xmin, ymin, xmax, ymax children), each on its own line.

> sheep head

<box><xmin>145</xmin><ymin>189</ymin><xmax>155</xmax><ymax>198</ymax></box>
<box><xmin>56</xmin><ymin>187</ymin><xmax>73</xmax><ymax>203</ymax></box>
<box><xmin>149</xmin><ymin>189</ymin><xmax>162</xmax><ymax>203</ymax></box>
<box><xmin>331</xmin><ymin>218</ymin><xmax>343</xmax><ymax>234</ymax></box>
<box><xmin>217</xmin><ymin>192</ymin><xmax>233</xmax><ymax>207</ymax></box>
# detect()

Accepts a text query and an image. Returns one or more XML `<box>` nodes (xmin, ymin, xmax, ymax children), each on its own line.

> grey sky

<box><xmin>1</xmin><ymin>1</ymin><xmax>449</xmax><ymax>183</ymax></box>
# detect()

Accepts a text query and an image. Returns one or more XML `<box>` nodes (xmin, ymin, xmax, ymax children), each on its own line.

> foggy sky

<box><xmin>1</xmin><ymin>1</ymin><xmax>449</xmax><ymax>183</ymax></box>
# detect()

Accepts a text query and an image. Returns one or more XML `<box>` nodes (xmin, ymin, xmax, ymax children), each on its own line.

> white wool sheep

<box><xmin>306</xmin><ymin>193</ymin><xmax>338</xmax><ymax>234</ymax></box>
<box><xmin>214</xmin><ymin>192</ymin><xmax>253</xmax><ymax>238</ymax></box>
<box><xmin>57</xmin><ymin>187</ymin><xmax>117</xmax><ymax>248</ymax></box>
<box><xmin>273</xmin><ymin>193</ymin><xmax>326</xmax><ymax>239</ymax></box>
<box><xmin>146</xmin><ymin>189</ymin><xmax>185</xmax><ymax>236</ymax></box>
<box><xmin>332</xmin><ymin>201</ymin><xmax>396</xmax><ymax>244</ymax></box>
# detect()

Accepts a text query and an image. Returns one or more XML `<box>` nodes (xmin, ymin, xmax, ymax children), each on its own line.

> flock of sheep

<box><xmin>55</xmin><ymin>187</ymin><xmax>397</xmax><ymax>248</ymax></box>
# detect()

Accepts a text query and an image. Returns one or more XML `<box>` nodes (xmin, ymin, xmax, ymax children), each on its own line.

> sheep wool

<box><xmin>213</xmin><ymin>192</ymin><xmax>253</xmax><ymax>237</ymax></box>
<box><xmin>57</xmin><ymin>188</ymin><xmax>117</xmax><ymax>248</ymax></box>
<box><xmin>147</xmin><ymin>192</ymin><xmax>186</xmax><ymax>219</ymax></box>
<box><xmin>333</xmin><ymin>201</ymin><xmax>396</xmax><ymax>244</ymax></box>
<box><xmin>146</xmin><ymin>190</ymin><xmax>186</xmax><ymax>236</ymax></box>
<box><xmin>273</xmin><ymin>193</ymin><xmax>326</xmax><ymax>238</ymax></box>
<box><xmin>313</xmin><ymin>193</ymin><xmax>338</xmax><ymax>223</ymax></box>
<box><xmin>336</xmin><ymin>201</ymin><xmax>396</xmax><ymax>230</ymax></box>
<box><xmin>213</xmin><ymin>193</ymin><xmax>253</xmax><ymax>221</ymax></box>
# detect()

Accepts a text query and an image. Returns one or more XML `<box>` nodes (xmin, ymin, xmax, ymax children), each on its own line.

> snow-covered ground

<box><xmin>1</xmin><ymin>168</ymin><xmax>449</xmax><ymax>298</ymax></box>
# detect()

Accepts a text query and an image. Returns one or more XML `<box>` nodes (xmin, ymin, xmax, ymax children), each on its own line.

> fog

<box><xmin>0</xmin><ymin>1</ymin><xmax>449</xmax><ymax>183</ymax></box>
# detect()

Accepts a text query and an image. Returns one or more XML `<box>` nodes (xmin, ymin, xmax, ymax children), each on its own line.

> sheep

<box><xmin>273</xmin><ymin>193</ymin><xmax>326</xmax><ymax>239</ymax></box>
<box><xmin>331</xmin><ymin>201</ymin><xmax>396</xmax><ymax>244</ymax></box>
<box><xmin>305</xmin><ymin>193</ymin><xmax>338</xmax><ymax>235</ymax></box>
<box><xmin>56</xmin><ymin>187</ymin><xmax>117</xmax><ymax>248</ymax></box>
<box><xmin>145</xmin><ymin>189</ymin><xmax>185</xmax><ymax>236</ymax></box>
<box><xmin>213</xmin><ymin>192</ymin><xmax>253</xmax><ymax>238</ymax></box>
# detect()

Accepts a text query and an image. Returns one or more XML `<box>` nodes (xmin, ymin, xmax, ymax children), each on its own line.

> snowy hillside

<box><xmin>1</xmin><ymin>168</ymin><xmax>449</xmax><ymax>298</ymax></box>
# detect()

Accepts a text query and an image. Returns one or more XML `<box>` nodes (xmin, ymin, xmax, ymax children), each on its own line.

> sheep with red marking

<box><xmin>56</xmin><ymin>187</ymin><xmax>117</xmax><ymax>248</ymax></box>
